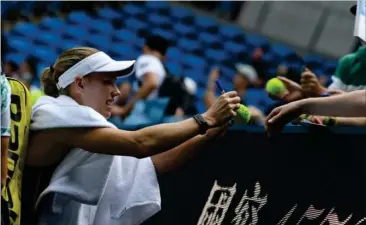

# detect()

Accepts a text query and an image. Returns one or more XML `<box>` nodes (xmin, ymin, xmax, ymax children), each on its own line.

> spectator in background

<box><xmin>250</xmin><ymin>47</ymin><xmax>266</xmax><ymax>87</ymax></box>
<box><xmin>111</xmin><ymin>35</ymin><xmax>169</xmax><ymax>118</ymax></box>
<box><xmin>19</xmin><ymin>56</ymin><xmax>38</xmax><ymax>90</ymax></box>
<box><xmin>3</xmin><ymin>60</ymin><xmax>20</xmax><ymax>79</ymax></box>
<box><xmin>112</xmin><ymin>35</ymin><xmax>198</xmax><ymax>119</ymax></box>
<box><xmin>114</xmin><ymin>81</ymin><xmax>132</xmax><ymax>107</ymax></box>
<box><xmin>174</xmin><ymin>77</ymin><xmax>198</xmax><ymax>118</ymax></box>
<box><xmin>205</xmin><ymin>65</ymin><xmax>265</xmax><ymax>125</ymax></box>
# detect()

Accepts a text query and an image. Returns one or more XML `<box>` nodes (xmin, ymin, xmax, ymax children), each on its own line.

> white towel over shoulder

<box><xmin>32</xmin><ymin>95</ymin><xmax>161</xmax><ymax>225</ymax></box>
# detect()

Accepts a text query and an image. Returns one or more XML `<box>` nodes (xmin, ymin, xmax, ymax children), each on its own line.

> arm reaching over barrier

<box><xmin>265</xmin><ymin>90</ymin><xmax>366</xmax><ymax>136</ymax></box>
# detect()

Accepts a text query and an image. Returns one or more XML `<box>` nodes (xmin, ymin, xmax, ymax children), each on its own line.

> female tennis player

<box><xmin>23</xmin><ymin>47</ymin><xmax>240</xmax><ymax>225</ymax></box>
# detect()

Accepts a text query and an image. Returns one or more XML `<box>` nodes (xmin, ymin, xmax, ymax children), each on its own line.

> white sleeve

<box><xmin>135</xmin><ymin>56</ymin><xmax>164</xmax><ymax>80</ymax></box>
<box><xmin>328</xmin><ymin>76</ymin><xmax>346</xmax><ymax>91</ymax></box>
<box><xmin>1</xmin><ymin>78</ymin><xmax>11</xmax><ymax>137</ymax></box>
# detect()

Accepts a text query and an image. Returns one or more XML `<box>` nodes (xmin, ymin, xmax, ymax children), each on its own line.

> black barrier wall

<box><xmin>142</xmin><ymin>126</ymin><xmax>366</xmax><ymax>225</ymax></box>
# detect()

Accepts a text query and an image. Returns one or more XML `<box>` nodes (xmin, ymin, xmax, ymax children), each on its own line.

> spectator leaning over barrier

<box><xmin>265</xmin><ymin>90</ymin><xmax>366</xmax><ymax>136</ymax></box>
<box><xmin>273</xmin><ymin>4</ymin><xmax>365</xmax><ymax>103</ymax></box>
<box><xmin>22</xmin><ymin>47</ymin><xmax>241</xmax><ymax>225</ymax></box>
<box><xmin>267</xmin><ymin>3</ymin><xmax>366</xmax><ymax>127</ymax></box>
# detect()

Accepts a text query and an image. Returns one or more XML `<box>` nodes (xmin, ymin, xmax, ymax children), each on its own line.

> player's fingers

<box><xmin>224</xmin><ymin>91</ymin><xmax>239</xmax><ymax>98</ymax></box>
<box><xmin>228</xmin><ymin>96</ymin><xmax>241</xmax><ymax>105</ymax></box>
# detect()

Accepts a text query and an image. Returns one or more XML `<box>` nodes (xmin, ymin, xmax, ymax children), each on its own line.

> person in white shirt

<box><xmin>112</xmin><ymin>35</ymin><xmax>169</xmax><ymax>118</ymax></box>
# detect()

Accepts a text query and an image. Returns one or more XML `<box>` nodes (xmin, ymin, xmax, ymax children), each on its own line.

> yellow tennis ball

<box><xmin>234</xmin><ymin>104</ymin><xmax>251</xmax><ymax>124</ymax></box>
<box><xmin>30</xmin><ymin>89</ymin><xmax>44</xmax><ymax>106</ymax></box>
<box><xmin>266</xmin><ymin>78</ymin><xmax>287</xmax><ymax>97</ymax></box>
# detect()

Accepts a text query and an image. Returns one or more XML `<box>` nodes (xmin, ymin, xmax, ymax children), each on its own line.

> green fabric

<box><xmin>334</xmin><ymin>46</ymin><xmax>366</xmax><ymax>87</ymax></box>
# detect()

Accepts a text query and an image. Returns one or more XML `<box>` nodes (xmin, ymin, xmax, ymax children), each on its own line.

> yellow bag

<box><xmin>1</xmin><ymin>78</ymin><xmax>32</xmax><ymax>225</ymax></box>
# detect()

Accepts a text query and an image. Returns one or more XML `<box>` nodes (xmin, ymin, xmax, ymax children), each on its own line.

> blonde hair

<box><xmin>41</xmin><ymin>47</ymin><xmax>100</xmax><ymax>97</ymax></box>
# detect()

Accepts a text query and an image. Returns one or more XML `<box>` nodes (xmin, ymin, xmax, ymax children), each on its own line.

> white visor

<box><xmin>56</xmin><ymin>51</ymin><xmax>135</xmax><ymax>90</ymax></box>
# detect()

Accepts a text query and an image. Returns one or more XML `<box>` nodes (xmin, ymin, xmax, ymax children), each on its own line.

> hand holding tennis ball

<box><xmin>266</xmin><ymin>78</ymin><xmax>287</xmax><ymax>97</ymax></box>
<box><xmin>233</xmin><ymin>104</ymin><xmax>251</xmax><ymax>124</ymax></box>
<box><xmin>266</xmin><ymin>76</ymin><xmax>303</xmax><ymax>102</ymax></box>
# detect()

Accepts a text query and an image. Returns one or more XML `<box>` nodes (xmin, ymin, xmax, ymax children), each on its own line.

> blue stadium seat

<box><xmin>165</xmin><ymin>61</ymin><xmax>183</xmax><ymax>76</ymax></box>
<box><xmin>145</xmin><ymin>1</ymin><xmax>170</xmax><ymax>14</ymax></box>
<box><xmin>195</xmin><ymin>87</ymin><xmax>206</xmax><ymax>100</ymax></box>
<box><xmin>62</xmin><ymin>26</ymin><xmax>88</xmax><ymax>42</ymax></box>
<box><xmin>1</xmin><ymin>2</ymin><xmax>17</xmax><ymax>14</ymax></box>
<box><xmin>60</xmin><ymin>41</ymin><xmax>84</xmax><ymax>51</ymax></box>
<box><xmin>124</xmin><ymin>18</ymin><xmax>148</xmax><ymax>33</ymax></box>
<box><xmin>36</xmin><ymin>63</ymin><xmax>46</xmax><ymax>79</ymax></box>
<box><xmin>4</xmin><ymin>53</ymin><xmax>26</xmax><ymax>65</ymax></box>
<box><xmin>223</xmin><ymin>41</ymin><xmax>248</xmax><ymax>58</ymax></box>
<box><xmin>166</xmin><ymin>47</ymin><xmax>182</xmax><ymax>62</ymax></box>
<box><xmin>133</xmin><ymin>38</ymin><xmax>145</xmax><ymax>49</ymax></box>
<box><xmin>87</xmin><ymin>35</ymin><xmax>111</xmax><ymax>51</ymax></box>
<box><xmin>246</xmin><ymin>89</ymin><xmax>275</xmax><ymax>113</ymax></box>
<box><xmin>89</xmin><ymin>20</ymin><xmax>114</xmax><ymax>34</ymax></box>
<box><xmin>283</xmin><ymin>62</ymin><xmax>302</xmax><ymax>74</ymax></box>
<box><xmin>323</xmin><ymin>60</ymin><xmax>338</xmax><ymax>75</ymax></box>
<box><xmin>152</xmin><ymin>29</ymin><xmax>176</xmax><ymax>43</ymax></box>
<box><xmin>19</xmin><ymin>2</ymin><xmax>35</xmax><ymax>15</ymax></box>
<box><xmin>267</xmin><ymin>68</ymin><xmax>277</xmax><ymax>79</ymax></box>
<box><xmin>198</xmin><ymin>32</ymin><xmax>222</xmax><ymax>49</ymax></box>
<box><xmin>218</xmin><ymin>65</ymin><xmax>236</xmax><ymax>81</ymax></box>
<box><xmin>303</xmin><ymin>55</ymin><xmax>324</xmax><ymax>69</ymax></box>
<box><xmin>38</xmin><ymin>17</ymin><xmax>66</xmax><ymax>33</ymax></box>
<box><xmin>313</xmin><ymin>68</ymin><xmax>325</xmax><ymax>77</ymax></box>
<box><xmin>114</xmin><ymin>29</ymin><xmax>138</xmax><ymax>44</ymax></box>
<box><xmin>219</xmin><ymin>25</ymin><xmax>245</xmax><ymax>42</ymax></box>
<box><xmin>220</xmin><ymin>78</ymin><xmax>234</xmax><ymax>91</ymax></box>
<box><xmin>261</xmin><ymin>52</ymin><xmax>278</xmax><ymax>66</ymax></box>
<box><xmin>184</xmin><ymin>68</ymin><xmax>206</xmax><ymax>84</ymax></box>
<box><xmin>205</xmin><ymin>49</ymin><xmax>229</xmax><ymax>64</ymax></box>
<box><xmin>31</xmin><ymin>46</ymin><xmax>58</xmax><ymax>65</ymax></box>
<box><xmin>122</xmin><ymin>3</ymin><xmax>145</xmax><ymax>18</ymax></box>
<box><xmin>7</xmin><ymin>38</ymin><xmax>34</xmax><ymax>54</ymax></box>
<box><xmin>67</xmin><ymin>11</ymin><xmax>92</xmax><ymax>26</ymax></box>
<box><xmin>270</xmin><ymin>44</ymin><xmax>296</xmax><ymax>59</ymax></box>
<box><xmin>35</xmin><ymin>32</ymin><xmax>63</xmax><ymax>48</ymax></box>
<box><xmin>109</xmin><ymin>44</ymin><xmax>138</xmax><ymax>60</ymax></box>
<box><xmin>173</xmin><ymin>23</ymin><xmax>196</xmax><ymax>39</ymax></box>
<box><xmin>11</xmin><ymin>22</ymin><xmax>39</xmax><ymax>39</ymax></box>
<box><xmin>195</xmin><ymin>15</ymin><xmax>219</xmax><ymax>33</ymax></box>
<box><xmin>177</xmin><ymin>39</ymin><xmax>201</xmax><ymax>55</ymax></box>
<box><xmin>123</xmin><ymin>98</ymin><xmax>170</xmax><ymax>126</ymax></box>
<box><xmin>196</xmin><ymin>101</ymin><xmax>206</xmax><ymax>113</ymax></box>
<box><xmin>181</xmin><ymin>54</ymin><xmax>207</xmax><ymax>70</ymax></box>
<box><xmin>97</xmin><ymin>7</ymin><xmax>122</xmax><ymax>21</ymax></box>
<box><xmin>169</xmin><ymin>6</ymin><xmax>195</xmax><ymax>24</ymax></box>
<box><xmin>148</xmin><ymin>13</ymin><xmax>172</xmax><ymax>29</ymax></box>
<box><xmin>246</xmin><ymin>34</ymin><xmax>269</xmax><ymax>49</ymax></box>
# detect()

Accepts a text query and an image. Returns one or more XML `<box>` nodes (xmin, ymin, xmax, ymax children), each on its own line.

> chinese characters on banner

<box><xmin>197</xmin><ymin>181</ymin><xmax>366</xmax><ymax>225</ymax></box>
